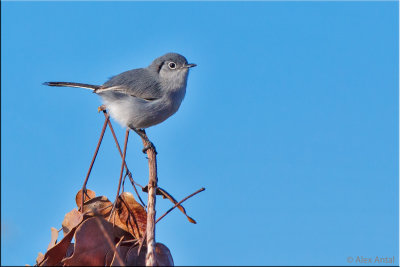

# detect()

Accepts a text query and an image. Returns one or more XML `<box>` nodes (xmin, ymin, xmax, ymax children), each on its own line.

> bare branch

<box><xmin>156</xmin><ymin>188</ymin><xmax>205</xmax><ymax>224</ymax></box>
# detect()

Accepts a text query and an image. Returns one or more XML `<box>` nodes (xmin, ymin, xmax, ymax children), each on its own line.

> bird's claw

<box><xmin>142</xmin><ymin>142</ymin><xmax>157</xmax><ymax>154</ymax></box>
<box><xmin>98</xmin><ymin>105</ymin><xmax>106</xmax><ymax>113</ymax></box>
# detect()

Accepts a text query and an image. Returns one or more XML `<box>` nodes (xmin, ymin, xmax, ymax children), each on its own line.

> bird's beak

<box><xmin>185</xmin><ymin>63</ymin><xmax>197</xmax><ymax>68</ymax></box>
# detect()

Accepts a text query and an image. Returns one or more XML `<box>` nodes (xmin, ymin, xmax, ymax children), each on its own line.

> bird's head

<box><xmin>149</xmin><ymin>53</ymin><xmax>196</xmax><ymax>90</ymax></box>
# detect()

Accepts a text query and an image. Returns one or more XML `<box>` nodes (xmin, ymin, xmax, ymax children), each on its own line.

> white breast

<box><xmin>99</xmin><ymin>88</ymin><xmax>186</xmax><ymax>129</ymax></box>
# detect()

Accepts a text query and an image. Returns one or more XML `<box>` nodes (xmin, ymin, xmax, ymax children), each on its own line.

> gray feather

<box><xmin>100</xmin><ymin>68</ymin><xmax>163</xmax><ymax>100</ymax></box>
<box><xmin>43</xmin><ymin>82</ymin><xmax>100</xmax><ymax>90</ymax></box>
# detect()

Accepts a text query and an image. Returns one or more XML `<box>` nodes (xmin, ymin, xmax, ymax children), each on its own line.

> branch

<box><xmin>138</xmin><ymin>132</ymin><xmax>158</xmax><ymax>266</ymax></box>
<box><xmin>156</xmin><ymin>187</ymin><xmax>205</xmax><ymax>224</ymax></box>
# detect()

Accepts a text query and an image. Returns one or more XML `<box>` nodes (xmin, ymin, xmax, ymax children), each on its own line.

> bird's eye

<box><xmin>168</xmin><ymin>62</ymin><xmax>176</xmax><ymax>69</ymax></box>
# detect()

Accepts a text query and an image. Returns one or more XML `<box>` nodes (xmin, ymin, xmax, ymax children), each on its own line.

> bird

<box><xmin>44</xmin><ymin>53</ymin><xmax>197</xmax><ymax>217</ymax></box>
<box><xmin>44</xmin><ymin>52</ymin><xmax>196</xmax><ymax>151</ymax></box>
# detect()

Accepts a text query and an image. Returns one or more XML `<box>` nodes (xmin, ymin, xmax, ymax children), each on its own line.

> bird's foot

<box><xmin>142</xmin><ymin>141</ymin><xmax>157</xmax><ymax>155</ymax></box>
<box><xmin>131</xmin><ymin>127</ymin><xmax>157</xmax><ymax>154</ymax></box>
<box><xmin>98</xmin><ymin>105</ymin><xmax>106</xmax><ymax>113</ymax></box>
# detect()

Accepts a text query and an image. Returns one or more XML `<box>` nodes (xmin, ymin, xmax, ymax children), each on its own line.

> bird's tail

<box><xmin>43</xmin><ymin>82</ymin><xmax>101</xmax><ymax>91</ymax></box>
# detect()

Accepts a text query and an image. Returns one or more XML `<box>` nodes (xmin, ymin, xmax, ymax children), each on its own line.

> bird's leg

<box><xmin>80</xmin><ymin>112</ymin><xmax>109</xmax><ymax>211</ymax></box>
<box><xmin>132</xmin><ymin>128</ymin><xmax>157</xmax><ymax>154</ymax></box>
<box><xmin>109</xmin><ymin>128</ymin><xmax>130</xmax><ymax>221</ymax></box>
<box><xmin>102</xmin><ymin>110</ymin><xmax>146</xmax><ymax>207</ymax></box>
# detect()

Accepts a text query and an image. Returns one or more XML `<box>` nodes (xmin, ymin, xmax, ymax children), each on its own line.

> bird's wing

<box><xmin>97</xmin><ymin>68</ymin><xmax>163</xmax><ymax>101</ymax></box>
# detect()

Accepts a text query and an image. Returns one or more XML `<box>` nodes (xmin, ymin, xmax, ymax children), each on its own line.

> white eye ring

<box><xmin>168</xmin><ymin>62</ymin><xmax>176</xmax><ymax>69</ymax></box>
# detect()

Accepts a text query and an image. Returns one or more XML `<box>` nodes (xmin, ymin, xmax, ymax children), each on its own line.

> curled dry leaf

<box><xmin>82</xmin><ymin>196</ymin><xmax>112</xmax><ymax>217</ymax></box>
<box><xmin>75</xmin><ymin>189</ymin><xmax>96</xmax><ymax>209</ymax></box>
<box><xmin>46</xmin><ymin>227</ymin><xmax>59</xmax><ymax>251</ymax></box>
<box><xmin>39</xmin><ymin>224</ymin><xmax>78</xmax><ymax>266</ymax></box>
<box><xmin>112</xmin><ymin>192</ymin><xmax>147</xmax><ymax>239</ymax></box>
<box><xmin>62</xmin><ymin>208</ymin><xmax>83</xmax><ymax>236</ymax></box>
<box><xmin>62</xmin><ymin>216</ymin><xmax>117</xmax><ymax>266</ymax></box>
<box><xmin>36</xmin><ymin>252</ymin><xmax>44</xmax><ymax>265</ymax></box>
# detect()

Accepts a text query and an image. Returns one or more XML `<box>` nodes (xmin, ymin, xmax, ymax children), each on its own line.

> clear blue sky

<box><xmin>1</xmin><ymin>1</ymin><xmax>398</xmax><ymax>266</ymax></box>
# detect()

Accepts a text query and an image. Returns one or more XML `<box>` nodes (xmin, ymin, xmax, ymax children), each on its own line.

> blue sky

<box><xmin>1</xmin><ymin>1</ymin><xmax>398</xmax><ymax>266</ymax></box>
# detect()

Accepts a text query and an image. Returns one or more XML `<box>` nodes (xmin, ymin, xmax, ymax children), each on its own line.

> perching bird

<box><xmin>44</xmin><ymin>53</ymin><xmax>196</xmax><ymax>131</ymax></box>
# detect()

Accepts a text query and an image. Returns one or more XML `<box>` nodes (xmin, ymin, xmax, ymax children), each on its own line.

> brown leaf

<box><xmin>105</xmin><ymin>244</ymin><xmax>131</xmax><ymax>266</ymax></box>
<box><xmin>65</xmin><ymin>243</ymin><xmax>74</xmax><ymax>258</ymax></box>
<box><xmin>155</xmin><ymin>243</ymin><xmax>174</xmax><ymax>266</ymax></box>
<box><xmin>36</xmin><ymin>252</ymin><xmax>44</xmax><ymax>265</ymax></box>
<box><xmin>40</xmin><ymin>224</ymin><xmax>78</xmax><ymax>266</ymax></box>
<box><xmin>111</xmin><ymin>221</ymin><xmax>135</xmax><ymax>242</ymax></box>
<box><xmin>125</xmin><ymin>243</ymin><xmax>146</xmax><ymax>266</ymax></box>
<box><xmin>75</xmin><ymin>189</ymin><xmax>96</xmax><ymax>209</ymax></box>
<box><xmin>82</xmin><ymin>196</ymin><xmax>112</xmax><ymax>217</ymax></box>
<box><xmin>62</xmin><ymin>216</ymin><xmax>118</xmax><ymax>266</ymax></box>
<box><xmin>46</xmin><ymin>227</ymin><xmax>59</xmax><ymax>251</ymax></box>
<box><xmin>125</xmin><ymin>243</ymin><xmax>173</xmax><ymax>266</ymax></box>
<box><xmin>62</xmin><ymin>209</ymin><xmax>83</xmax><ymax>236</ymax></box>
<box><xmin>112</xmin><ymin>192</ymin><xmax>147</xmax><ymax>239</ymax></box>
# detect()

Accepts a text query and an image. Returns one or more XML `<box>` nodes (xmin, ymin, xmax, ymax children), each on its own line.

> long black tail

<box><xmin>43</xmin><ymin>82</ymin><xmax>101</xmax><ymax>91</ymax></box>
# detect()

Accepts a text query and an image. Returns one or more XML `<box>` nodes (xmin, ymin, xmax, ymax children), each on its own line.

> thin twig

<box><xmin>143</xmin><ymin>186</ymin><xmax>197</xmax><ymax>223</ymax></box>
<box><xmin>109</xmin><ymin>128</ymin><xmax>129</xmax><ymax>221</ymax></box>
<box><xmin>121</xmin><ymin>239</ymin><xmax>139</xmax><ymax>245</ymax></box>
<box><xmin>80</xmin><ymin>115</ymin><xmax>109</xmax><ymax>210</ymax></box>
<box><xmin>110</xmin><ymin>236</ymin><xmax>125</xmax><ymax>266</ymax></box>
<box><xmin>137</xmin><ymin>232</ymin><xmax>147</xmax><ymax>257</ymax></box>
<box><xmin>122</xmin><ymin>169</ymin><xmax>130</xmax><ymax>193</ymax></box>
<box><xmin>102</xmin><ymin>111</ymin><xmax>146</xmax><ymax>208</ymax></box>
<box><xmin>156</xmin><ymin>187</ymin><xmax>205</xmax><ymax>224</ymax></box>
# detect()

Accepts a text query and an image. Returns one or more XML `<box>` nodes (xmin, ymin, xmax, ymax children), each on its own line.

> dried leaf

<box><xmin>112</xmin><ymin>192</ymin><xmax>147</xmax><ymax>239</ymax></box>
<box><xmin>36</xmin><ymin>252</ymin><xmax>44</xmax><ymax>265</ymax></box>
<box><xmin>125</xmin><ymin>243</ymin><xmax>146</xmax><ymax>266</ymax></box>
<box><xmin>155</xmin><ymin>243</ymin><xmax>174</xmax><ymax>266</ymax></box>
<box><xmin>82</xmin><ymin>196</ymin><xmax>112</xmax><ymax>217</ymax></box>
<box><xmin>105</xmin><ymin>245</ymin><xmax>131</xmax><ymax>266</ymax></box>
<box><xmin>40</xmin><ymin>224</ymin><xmax>78</xmax><ymax>266</ymax></box>
<box><xmin>62</xmin><ymin>216</ymin><xmax>117</xmax><ymax>266</ymax></box>
<box><xmin>75</xmin><ymin>189</ymin><xmax>96</xmax><ymax>208</ymax></box>
<box><xmin>125</xmin><ymin>243</ymin><xmax>173</xmax><ymax>266</ymax></box>
<box><xmin>65</xmin><ymin>243</ymin><xmax>74</xmax><ymax>258</ymax></box>
<box><xmin>62</xmin><ymin>208</ymin><xmax>83</xmax><ymax>236</ymax></box>
<box><xmin>46</xmin><ymin>227</ymin><xmax>59</xmax><ymax>251</ymax></box>
<box><xmin>111</xmin><ymin>220</ymin><xmax>135</xmax><ymax>241</ymax></box>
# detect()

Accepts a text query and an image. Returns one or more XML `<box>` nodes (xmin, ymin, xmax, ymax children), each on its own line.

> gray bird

<box><xmin>44</xmin><ymin>53</ymin><xmax>196</xmax><ymax>132</ymax></box>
